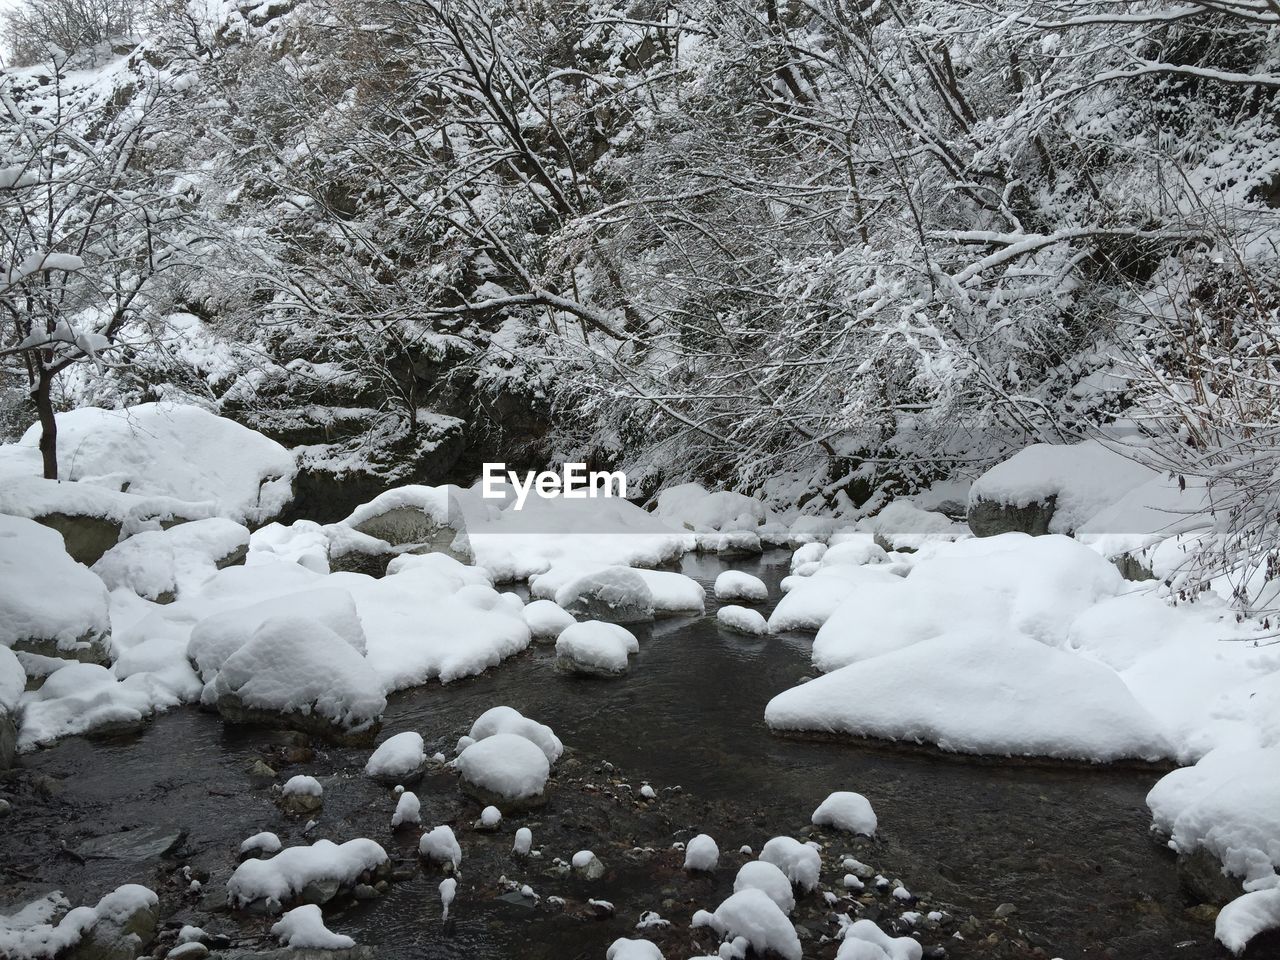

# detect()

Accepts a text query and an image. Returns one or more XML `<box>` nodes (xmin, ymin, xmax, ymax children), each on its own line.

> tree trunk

<box><xmin>33</xmin><ymin>371</ymin><xmax>57</xmax><ymax>480</ymax></box>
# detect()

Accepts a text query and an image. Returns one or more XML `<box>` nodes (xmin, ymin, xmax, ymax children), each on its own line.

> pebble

<box><xmin>994</xmin><ymin>902</ymin><xmax>1017</xmax><ymax>918</ymax></box>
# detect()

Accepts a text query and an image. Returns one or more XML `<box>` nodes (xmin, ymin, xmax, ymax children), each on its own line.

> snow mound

<box><xmin>837</xmin><ymin>918</ymin><xmax>923</xmax><ymax>960</ymax></box>
<box><xmin>684</xmin><ymin>834</ymin><xmax>719</xmax><ymax>871</ymax></box>
<box><xmin>733</xmin><ymin>860</ymin><xmax>795</xmax><ymax>914</ymax></box>
<box><xmin>271</xmin><ymin>904</ymin><xmax>354</xmax><ymax>949</ymax></box>
<box><xmin>209</xmin><ymin>616</ymin><xmax>386</xmax><ymax>738</ymax></box>
<box><xmin>282</xmin><ymin>774</ymin><xmax>322</xmax><ymax>797</ymax></box>
<box><xmin>467</xmin><ymin>706</ymin><xmax>563</xmax><ymax>763</ymax></box>
<box><xmin>556</xmin><ymin>621</ymin><xmax>639</xmax><ymax>676</ymax></box>
<box><xmin>0</xmin><ymin>515</ymin><xmax>110</xmax><ymax>660</ymax></box>
<box><xmin>392</xmin><ymin>791</ymin><xmax>420</xmax><ymax>828</ymax></box>
<box><xmin>455</xmin><ymin>733</ymin><xmax>551</xmax><ymax>804</ymax></box>
<box><xmin>523</xmin><ymin>599</ymin><xmax>576</xmax><ymax>641</ymax></box>
<box><xmin>17</xmin><ymin>661</ymin><xmax>181</xmax><ymax>750</ymax></box>
<box><xmin>240</xmin><ymin>832</ymin><xmax>281</xmax><ymax>856</ymax></box>
<box><xmin>859</xmin><ymin>501</ymin><xmax>967</xmax><ymax>552</ymax></box>
<box><xmin>365</xmin><ymin>731</ymin><xmax>426</xmax><ymax>781</ymax></box>
<box><xmin>227</xmin><ymin>838</ymin><xmax>387</xmax><ymax>907</ymax></box>
<box><xmin>419</xmin><ymin>825</ymin><xmax>462</xmax><ymax>868</ymax></box>
<box><xmin>0</xmin><ymin>884</ymin><xmax>157</xmax><ymax>960</ymax></box>
<box><xmin>769</xmin><ymin>564</ymin><xmax>900</xmax><ymax>633</ymax></box>
<box><xmin>15</xmin><ymin>402</ymin><xmax>296</xmax><ymax>526</ymax></box>
<box><xmin>812</xmin><ymin>791</ymin><xmax>877</xmax><ymax>836</ymax></box>
<box><xmin>715</xmin><ymin>570</ymin><xmax>768</xmax><ymax>603</ymax></box>
<box><xmin>92</xmin><ymin>518</ymin><xmax>249</xmax><ymax>602</ymax></box>
<box><xmin>553</xmin><ymin>566</ymin><xmax>655</xmax><ymax>623</ymax></box>
<box><xmin>693</xmin><ymin>887</ymin><xmax>801</xmax><ymax>960</ymax></box>
<box><xmin>758</xmin><ymin>837</ymin><xmax>822</xmax><ymax>892</ymax></box>
<box><xmin>654</xmin><ymin>482</ymin><xmax>768</xmax><ymax>533</ymax></box>
<box><xmin>1216</xmin><ymin>888</ymin><xmax>1280</xmax><ymax>956</ymax></box>
<box><xmin>769</xmin><ymin>629</ymin><xmax>1171</xmax><ymax>762</ymax></box>
<box><xmin>607</xmin><ymin>938</ymin><xmax>666</xmax><ymax>960</ymax></box>
<box><xmin>0</xmin><ymin>645</ymin><xmax>23</xmax><ymax>715</ymax></box>
<box><xmin>717</xmin><ymin>605</ymin><xmax>768</xmax><ymax>636</ymax></box>
<box><xmin>968</xmin><ymin>439</ymin><xmax>1157</xmax><ymax>536</ymax></box>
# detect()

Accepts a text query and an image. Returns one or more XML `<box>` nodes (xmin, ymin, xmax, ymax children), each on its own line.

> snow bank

<box><xmin>733</xmin><ymin>861</ymin><xmax>795</xmax><ymax>914</ymax></box>
<box><xmin>758</xmin><ymin>837</ymin><xmax>821</xmax><ymax>892</ymax></box>
<box><xmin>715</xmin><ymin>570</ymin><xmax>768</xmax><ymax>603</ymax></box>
<box><xmin>209</xmin><ymin>616</ymin><xmax>387</xmax><ymax>738</ymax></box>
<box><xmin>812</xmin><ymin>791</ymin><xmax>877</xmax><ymax>836</ymax></box>
<box><xmin>226</xmin><ymin>838</ymin><xmax>387</xmax><ymax>907</ymax></box>
<box><xmin>455</xmin><ymin>733</ymin><xmax>551</xmax><ymax>804</ymax></box>
<box><xmin>11</xmin><ymin>403</ymin><xmax>296</xmax><ymax>526</ymax></box>
<box><xmin>768</xmin><ymin>564</ymin><xmax>901</xmax><ymax>634</ymax></box>
<box><xmin>693</xmin><ymin>888</ymin><xmax>801</xmax><ymax>960</ymax></box>
<box><xmin>968</xmin><ymin>439</ymin><xmax>1157</xmax><ymax>536</ymax></box>
<box><xmin>365</xmin><ymin>731</ymin><xmax>426</xmax><ymax>781</ymax></box>
<box><xmin>271</xmin><ymin>904</ymin><xmax>354</xmax><ymax>949</ymax></box>
<box><xmin>91</xmin><ymin>518</ymin><xmax>249</xmax><ymax>602</ymax></box>
<box><xmin>768</xmin><ymin>629</ymin><xmax>1171</xmax><ymax>762</ymax></box>
<box><xmin>717</xmin><ymin>605</ymin><xmax>768</xmax><ymax>636</ymax></box>
<box><xmin>467</xmin><ymin>706</ymin><xmax>563</xmax><ymax>763</ymax></box>
<box><xmin>0</xmin><ymin>515</ymin><xmax>110</xmax><ymax>660</ymax></box>
<box><xmin>556</xmin><ymin>621</ymin><xmax>639</xmax><ymax>676</ymax></box>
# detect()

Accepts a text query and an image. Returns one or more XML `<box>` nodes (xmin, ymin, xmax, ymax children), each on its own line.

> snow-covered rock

<box><xmin>392</xmin><ymin>791</ymin><xmax>421</xmax><ymax>829</ymax></box>
<box><xmin>271</xmin><ymin>904</ymin><xmax>354</xmax><ymax>949</ymax></box>
<box><xmin>768</xmin><ymin>628</ymin><xmax>1171</xmax><ymax>762</ymax></box>
<box><xmin>240</xmin><ymin>832</ymin><xmax>282</xmax><ymax>858</ymax></box>
<box><xmin>466</xmin><ymin>706</ymin><xmax>563</xmax><ymax>763</ymax></box>
<box><xmin>554</xmin><ymin>567</ymin><xmax>655</xmax><ymax>623</ymax></box>
<box><xmin>344</xmin><ymin>484</ymin><xmax>472</xmax><ymax>562</ymax></box>
<box><xmin>226</xmin><ymin>838</ymin><xmax>388</xmax><ymax>910</ymax></box>
<box><xmin>0</xmin><ymin>645</ymin><xmax>21</xmax><ymax>768</ymax></box>
<box><xmin>280</xmin><ymin>774</ymin><xmax>323</xmax><ymax>814</ymax></box>
<box><xmin>733</xmin><ymin>860</ymin><xmax>795</xmax><ymax>915</ymax></box>
<box><xmin>91</xmin><ymin>517</ymin><xmax>249</xmax><ymax>602</ymax></box>
<box><xmin>758</xmin><ymin>837</ymin><xmax>822</xmax><ymax>892</ymax></box>
<box><xmin>0</xmin><ymin>514</ymin><xmax>111</xmax><ymax>663</ymax></box>
<box><xmin>812</xmin><ymin>791</ymin><xmax>877</xmax><ymax>836</ymax></box>
<box><xmin>523</xmin><ymin>599</ymin><xmax>576</xmax><ymax>641</ymax></box>
<box><xmin>208</xmin><ymin>616</ymin><xmax>387</xmax><ymax>743</ymax></box>
<box><xmin>683</xmin><ymin>834</ymin><xmax>719</xmax><ymax>871</ymax></box>
<box><xmin>513</xmin><ymin>827</ymin><xmax>533</xmax><ymax>856</ymax></box>
<box><xmin>606</xmin><ymin>937</ymin><xmax>665</xmax><ymax>960</ymax></box>
<box><xmin>859</xmin><ymin>501</ymin><xmax>967</xmax><ymax>552</ymax></box>
<box><xmin>692</xmin><ymin>888</ymin><xmax>801</xmax><ymax>960</ymax></box>
<box><xmin>364</xmin><ymin>731</ymin><xmax>427</xmax><ymax>783</ymax></box>
<box><xmin>0</xmin><ymin>884</ymin><xmax>158</xmax><ymax>960</ymax></box>
<box><xmin>837</xmin><ymin>918</ymin><xmax>923</xmax><ymax>960</ymax></box>
<box><xmin>455</xmin><ymin>733</ymin><xmax>551</xmax><ymax>810</ymax></box>
<box><xmin>1216</xmin><ymin>887</ymin><xmax>1280</xmax><ymax>956</ymax></box>
<box><xmin>555</xmin><ymin>621</ymin><xmax>639</xmax><ymax>676</ymax></box>
<box><xmin>654</xmin><ymin>482</ymin><xmax>768</xmax><ymax>534</ymax></box>
<box><xmin>17</xmin><ymin>661</ymin><xmax>180</xmax><ymax>750</ymax></box>
<box><xmin>717</xmin><ymin>605</ymin><xmax>768</xmax><ymax>636</ymax></box>
<box><xmin>419</xmin><ymin>825</ymin><xmax>462</xmax><ymax>869</ymax></box>
<box><xmin>768</xmin><ymin>564</ymin><xmax>900</xmax><ymax>633</ymax></box>
<box><xmin>714</xmin><ymin>570</ymin><xmax>768</xmax><ymax>603</ymax></box>
<box><xmin>968</xmin><ymin>439</ymin><xmax>1157</xmax><ymax>538</ymax></box>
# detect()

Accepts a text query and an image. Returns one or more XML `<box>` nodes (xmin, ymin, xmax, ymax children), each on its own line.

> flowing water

<box><xmin>0</xmin><ymin>551</ymin><xmax>1230</xmax><ymax>959</ymax></box>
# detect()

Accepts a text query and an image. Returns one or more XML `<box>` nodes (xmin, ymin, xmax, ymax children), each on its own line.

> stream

<box><xmin>0</xmin><ymin>550</ymin><xmax>1226</xmax><ymax>959</ymax></box>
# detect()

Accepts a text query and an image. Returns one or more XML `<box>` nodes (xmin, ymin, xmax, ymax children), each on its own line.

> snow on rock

<box><xmin>11</xmin><ymin>402</ymin><xmax>297</xmax><ymax>527</ymax></box>
<box><xmin>0</xmin><ymin>645</ymin><xmax>22</xmax><ymax>768</ymax></box>
<box><xmin>812</xmin><ymin>792</ymin><xmax>877</xmax><ymax>836</ymax></box>
<box><xmin>683</xmin><ymin>834</ymin><xmax>719</xmax><ymax>871</ymax></box>
<box><xmin>17</xmin><ymin>661</ymin><xmax>182</xmax><ymax>750</ymax></box>
<box><xmin>271</xmin><ymin>903</ymin><xmax>354</xmax><ymax>949</ymax></box>
<box><xmin>0</xmin><ymin>884</ymin><xmax>158</xmax><ymax>960</ymax></box>
<box><xmin>553</xmin><ymin>567</ymin><xmax>655</xmax><ymax>623</ymax></box>
<box><xmin>556</xmin><ymin>621</ymin><xmax>640</xmax><ymax>676</ymax></box>
<box><xmin>791</xmin><ymin>542</ymin><xmax>827</xmax><ymax>571</ymax></box>
<box><xmin>466</xmin><ymin>706</ymin><xmax>563</xmax><ymax>763</ymax></box>
<box><xmin>968</xmin><ymin>439</ymin><xmax>1157</xmax><ymax>538</ymax></box>
<box><xmin>769</xmin><ymin>628</ymin><xmax>1171</xmax><ymax>762</ymax></box>
<box><xmin>523</xmin><ymin>599</ymin><xmax>576</xmax><ymax>641</ymax></box>
<box><xmin>365</xmin><ymin>731</ymin><xmax>427</xmax><ymax>783</ymax></box>
<box><xmin>811</xmin><ymin>533</ymin><xmax>1125</xmax><ymax>671</ymax></box>
<box><xmin>606</xmin><ymin>937</ymin><xmax>666</xmax><ymax>960</ymax></box>
<box><xmin>836</xmin><ymin>918</ymin><xmax>923</xmax><ymax>960</ymax></box>
<box><xmin>188</xmin><ymin>587</ymin><xmax>366</xmax><ymax>682</ymax></box>
<box><xmin>693</xmin><ymin>888</ymin><xmax>801</xmax><ymax>960</ymax></box>
<box><xmin>716</xmin><ymin>605</ymin><xmax>768</xmax><ymax>637</ymax></box>
<box><xmin>455</xmin><ymin>733</ymin><xmax>551</xmax><ymax>809</ymax></box>
<box><xmin>1216</xmin><ymin>888</ymin><xmax>1280</xmax><ymax>956</ymax></box>
<box><xmin>858</xmin><ymin>501</ymin><xmax>967</xmax><ymax>552</ymax></box>
<box><xmin>392</xmin><ymin>791</ymin><xmax>421</xmax><ymax>829</ymax></box>
<box><xmin>820</xmin><ymin>536</ymin><xmax>890</xmax><ymax>568</ymax></box>
<box><xmin>758</xmin><ymin>837</ymin><xmax>822</xmax><ymax>892</ymax></box>
<box><xmin>239</xmin><ymin>832</ymin><xmax>282</xmax><ymax>858</ymax></box>
<box><xmin>513</xmin><ymin>828</ymin><xmax>533</xmax><ymax>856</ymax></box>
<box><xmin>280</xmin><ymin>775</ymin><xmax>323</xmax><ymax>814</ymax></box>
<box><xmin>1148</xmin><ymin>746</ymin><xmax>1280</xmax><ymax>885</ymax></box>
<box><xmin>714</xmin><ymin>571</ymin><xmax>768</xmax><ymax>603</ymax></box>
<box><xmin>0</xmin><ymin>515</ymin><xmax>111</xmax><ymax>663</ymax></box>
<box><xmin>768</xmin><ymin>564</ymin><xmax>901</xmax><ymax>633</ymax></box>
<box><xmin>91</xmin><ymin>518</ymin><xmax>249</xmax><ymax>602</ymax></box>
<box><xmin>419</xmin><ymin>825</ymin><xmax>462</xmax><ymax>869</ymax></box>
<box><xmin>439</xmin><ymin>877</ymin><xmax>457</xmax><ymax>920</ymax></box>
<box><xmin>344</xmin><ymin>484</ymin><xmax>472</xmax><ymax>562</ymax></box>
<box><xmin>734</xmin><ymin>860</ymin><xmax>795</xmax><ymax>915</ymax></box>
<box><xmin>208</xmin><ymin>616</ymin><xmax>387</xmax><ymax>743</ymax></box>
<box><xmin>227</xmin><ymin>838</ymin><xmax>388</xmax><ymax>909</ymax></box>
<box><xmin>654</xmin><ymin>482</ymin><xmax>768</xmax><ymax>534</ymax></box>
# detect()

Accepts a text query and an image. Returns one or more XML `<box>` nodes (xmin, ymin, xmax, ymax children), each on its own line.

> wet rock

<box><xmin>278</xmin><ymin>791</ymin><xmax>322</xmax><ymax>815</ymax></box>
<box><xmin>300</xmin><ymin>878</ymin><xmax>342</xmax><ymax>905</ymax></box>
<box><xmin>352</xmin><ymin>884</ymin><xmax>378</xmax><ymax>901</ymax></box>
<box><xmin>64</xmin><ymin>894</ymin><xmax>158</xmax><ymax>960</ymax></box>
<box><xmin>0</xmin><ymin>709</ymin><xmax>15</xmax><ymax>770</ymax></box>
<box><xmin>967</xmin><ymin>495</ymin><xmax>1055</xmax><ymax>538</ymax></box>
<box><xmin>1185</xmin><ymin>903</ymin><xmax>1220</xmax><ymax>923</ymax></box>
<box><xmin>558</xmin><ymin>568</ymin><xmax>654</xmax><ymax>624</ymax></box>
<box><xmin>247</xmin><ymin>760</ymin><xmax>277</xmax><ymax>780</ymax></box>
<box><xmin>994</xmin><ymin>902</ymin><xmax>1017</xmax><ymax>918</ymax></box>
<box><xmin>572</xmin><ymin>852</ymin><xmax>606</xmax><ymax>880</ymax></box>
<box><xmin>215</xmin><ymin>692</ymin><xmax>380</xmax><ymax>747</ymax></box>
<box><xmin>168</xmin><ymin>944</ymin><xmax>211</xmax><ymax>959</ymax></box>
<box><xmin>77</xmin><ymin>825</ymin><xmax>187</xmax><ymax>861</ymax></box>
<box><xmin>1177</xmin><ymin>847</ymin><xmax>1242</xmax><ymax>907</ymax></box>
<box><xmin>0</xmin><ymin>797</ymin><xmax>11</xmax><ymax>816</ymax></box>
<box><xmin>209</xmin><ymin>950</ymin><xmax>376</xmax><ymax>960</ymax></box>
<box><xmin>349</xmin><ymin>505</ymin><xmax>472</xmax><ymax>564</ymax></box>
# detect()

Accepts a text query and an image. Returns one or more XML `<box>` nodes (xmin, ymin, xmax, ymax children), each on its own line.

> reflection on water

<box><xmin>0</xmin><ymin>550</ymin><xmax>1224</xmax><ymax>959</ymax></box>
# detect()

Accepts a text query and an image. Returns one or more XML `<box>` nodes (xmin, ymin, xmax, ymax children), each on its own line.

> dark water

<box><xmin>0</xmin><ymin>551</ymin><xmax>1233</xmax><ymax>959</ymax></box>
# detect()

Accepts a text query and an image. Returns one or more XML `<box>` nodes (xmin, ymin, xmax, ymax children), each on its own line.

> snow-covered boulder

<box><xmin>522</xmin><ymin>599</ymin><xmax>576</xmax><ymax>642</ymax></box>
<box><xmin>1216</xmin><ymin>888</ymin><xmax>1280</xmax><ymax>956</ymax></box>
<box><xmin>0</xmin><ymin>885</ymin><xmax>159</xmax><ymax>960</ymax></box>
<box><xmin>968</xmin><ymin>439</ymin><xmax>1157</xmax><ymax>538</ymax></box>
<box><xmin>0</xmin><ymin>645</ymin><xmax>23</xmax><ymax>769</ymax></box>
<box><xmin>16</xmin><ymin>661</ymin><xmax>180</xmax><ymax>749</ymax></box>
<box><xmin>607</xmin><ymin>938</ymin><xmax>665</xmax><ymax>960</ymax></box>
<box><xmin>392</xmin><ymin>791</ymin><xmax>421</xmax><ymax>829</ymax></box>
<box><xmin>279</xmin><ymin>774</ymin><xmax>324</xmax><ymax>815</ymax></box>
<box><xmin>692</xmin><ymin>888</ymin><xmax>801</xmax><ymax>960</ymax></box>
<box><xmin>555</xmin><ymin>567</ymin><xmax>655</xmax><ymax>623</ymax></box>
<box><xmin>768</xmin><ymin>564</ymin><xmax>901</xmax><ymax>634</ymax></box>
<box><xmin>465</xmin><ymin>706</ymin><xmax>562</xmax><ymax>763</ymax></box>
<box><xmin>364</xmin><ymin>731</ymin><xmax>427</xmax><ymax>783</ymax></box>
<box><xmin>454</xmin><ymin>733</ymin><xmax>551</xmax><ymax>811</ymax></box>
<box><xmin>419</xmin><ymin>825</ymin><xmax>462</xmax><ymax>869</ymax></box>
<box><xmin>555</xmin><ymin>621</ymin><xmax>639</xmax><ymax>676</ymax></box>
<box><xmin>654</xmin><ymin>482</ymin><xmax>768</xmax><ymax>534</ymax></box>
<box><xmin>91</xmin><ymin>517</ymin><xmax>249</xmax><ymax>603</ymax></box>
<box><xmin>208</xmin><ymin>616</ymin><xmax>386</xmax><ymax>744</ymax></box>
<box><xmin>226</xmin><ymin>838</ymin><xmax>389</xmax><ymax>910</ymax></box>
<box><xmin>811</xmin><ymin>791</ymin><xmax>877</xmax><ymax>836</ymax></box>
<box><xmin>733</xmin><ymin>861</ymin><xmax>795</xmax><ymax>915</ymax></box>
<box><xmin>271</xmin><ymin>904</ymin><xmax>355</xmax><ymax>949</ymax></box>
<box><xmin>837</xmin><ymin>918</ymin><xmax>923</xmax><ymax>960</ymax></box>
<box><xmin>714</xmin><ymin>570</ymin><xmax>768</xmax><ymax>603</ymax></box>
<box><xmin>344</xmin><ymin>485</ymin><xmax>472</xmax><ymax>562</ymax></box>
<box><xmin>683</xmin><ymin>834</ymin><xmax>719</xmax><ymax>871</ymax></box>
<box><xmin>0</xmin><ymin>515</ymin><xmax>111</xmax><ymax>663</ymax></box>
<box><xmin>859</xmin><ymin>500</ymin><xmax>966</xmax><ymax>552</ymax></box>
<box><xmin>716</xmin><ymin>605</ymin><xmax>768</xmax><ymax>636</ymax></box>
<box><xmin>768</xmin><ymin>628</ymin><xmax>1171</xmax><ymax>762</ymax></box>
<box><xmin>758</xmin><ymin>837</ymin><xmax>822</xmax><ymax>892</ymax></box>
